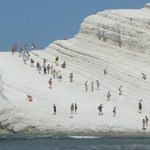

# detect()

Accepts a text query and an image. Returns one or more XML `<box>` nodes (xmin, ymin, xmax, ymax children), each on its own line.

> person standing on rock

<box><xmin>55</xmin><ymin>56</ymin><xmax>59</xmax><ymax>66</ymax></box>
<box><xmin>30</xmin><ymin>58</ymin><xmax>34</xmax><ymax>67</ymax></box>
<box><xmin>118</xmin><ymin>85</ymin><xmax>122</xmax><ymax>95</ymax></box>
<box><xmin>71</xmin><ymin>103</ymin><xmax>74</xmax><ymax>114</ymax></box>
<box><xmin>85</xmin><ymin>81</ymin><xmax>88</xmax><ymax>92</ymax></box>
<box><xmin>113</xmin><ymin>107</ymin><xmax>116</xmax><ymax>117</ymax></box>
<box><xmin>70</xmin><ymin>73</ymin><xmax>73</xmax><ymax>82</ymax></box>
<box><xmin>139</xmin><ymin>100</ymin><xmax>142</xmax><ymax>113</ymax></box>
<box><xmin>38</xmin><ymin>64</ymin><xmax>41</xmax><ymax>73</ymax></box>
<box><xmin>75</xmin><ymin>103</ymin><xmax>78</xmax><ymax>113</ymax></box>
<box><xmin>49</xmin><ymin>78</ymin><xmax>52</xmax><ymax>89</ymax></box>
<box><xmin>44</xmin><ymin>66</ymin><xmax>47</xmax><ymax>75</ymax></box>
<box><xmin>91</xmin><ymin>81</ymin><xmax>94</xmax><ymax>91</ymax></box>
<box><xmin>43</xmin><ymin>59</ymin><xmax>46</xmax><ymax>68</ymax></box>
<box><xmin>36</xmin><ymin>62</ymin><xmax>40</xmax><ymax>70</ymax></box>
<box><xmin>142</xmin><ymin>73</ymin><xmax>146</xmax><ymax>80</ymax></box>
<box><xmin>143</xmin><ymin>118</ymin><xmax>146</xmax><ymax>130</ymax></box>
<box><xmin>47</xmin><ymin>64</ymin><xmax>50</xmax><ymax>74</ymax></box>
<box><xmin>107</xmin><ymin>91</ymin><xmax>111</xmax><ymax>101</ymax></box>
<box><xmin>145</xmin><ymin>116</ymin><xmax>148</xmax><ymax>127</ymax></box>
<box><xmin>104</xmin><ymin>68</ymin><xmax>107</xmax><ymax>75</ymax></box>
<box><xmin>53</xmin><ymin>104</ymin><xmax>56</xmax><ymax>115</ymax></box>
<box><xmin>96</xmin><ymin>80</ymin><xmax>100</xmax><ymax>90</ymax></box>
<box><xmin>58</xmin><ymin>71</ymin><xmax>62</xmax><ymax>81</ymax></box>
<box><xmin>19</xmin><ymin>48</ymin><xmax>22</xmax><ymax>57</ymax></box>
<box><xmin>98</xmin><ymin>104</ymin><xmax>103</xmax><ymax>115</ymax></box>
<box><xmin>31</xmin><ymin>42</ymin><xmax>35</xmax><ymax>50</ymax></box>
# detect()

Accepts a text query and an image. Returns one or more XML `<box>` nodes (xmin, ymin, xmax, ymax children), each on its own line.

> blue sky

<box><xmin>0</xmin><ymin>0</ymin><xmax>149</xmax><ymax>51</ymax></box>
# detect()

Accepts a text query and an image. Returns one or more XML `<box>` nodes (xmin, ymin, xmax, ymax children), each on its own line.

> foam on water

<box><xmin>68</xmin><ymin>135</ymin><xmax>100</xmax><ymax>139</ymax></box>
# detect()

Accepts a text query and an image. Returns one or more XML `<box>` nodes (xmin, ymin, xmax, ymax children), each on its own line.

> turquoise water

<box><xmin>0</xmin><ymin>134</ymin><xmax>150</xmax><ymax>150</ymax></box>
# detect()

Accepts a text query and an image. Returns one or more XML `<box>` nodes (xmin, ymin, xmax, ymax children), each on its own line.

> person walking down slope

<box><xmin>113</xmin><ymin>107</ymin><xmax>116</xmax><ymax>117</ymax></box>
<box><xmin>85</xmin><ymin>81</ymin><xmax>88</xmax><ymax>92</ymax></box>
<box><xmin>53</xmin><ymin>104</ymin><xmax>56</xmax><ymax>115</ymax></box>
<box><xmin>107</xmin><ymin>91</ymin><xmax>111</xmax><ymax>101</ymax></box>
<box><xmin>75</xmin><ymin>103</ymin><xmax>78</xmax><ymax>113</ymax></box>
<box><xmin>71</xmin><ymin>103</ymin><xmax>74</xmax><ymax>114</ymax></box>
<box><xmin>98</xmin><ymin>104</ymin><xmax>103</xmax><ymax>115</ymax></box>
<box><xmin>49</xmin><ymin>78</ymin><xmax>52</xmax><ymax>89</ymax></box>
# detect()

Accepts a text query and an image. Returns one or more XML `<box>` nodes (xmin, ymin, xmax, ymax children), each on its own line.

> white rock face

<box><xmin>47</xmin><ymin>3</ymin><xmax>150</xmax><ymax>53</ymax></box>
<box><xmin>79</xmin><ymin>9</ymin><xmax>150</xmax><ymax>52</ymax></box>
<box><xmin>0</xmin><ymin>4</ymin><xmax>150</xmax><ymax>134</ymax></box>
<box><xmin>45</xmin><ymin>3</ymin><xmax>150</xmax><ymax>103</ymax></box>
<box><xmin>43</xmin><ymin>4</ymin><xmax>150</xmax><ymax>134</ymax></box>
<box><xmin>145</xmin><ymin>3</ymin><xmax>150</xmax><ymax>9</ymax></box>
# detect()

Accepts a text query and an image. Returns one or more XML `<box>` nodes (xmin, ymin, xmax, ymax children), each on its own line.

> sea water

<box><xmin>0</xmin><ymin>134</ymin><xmax>150</xmax><ymax>150</ymax></box>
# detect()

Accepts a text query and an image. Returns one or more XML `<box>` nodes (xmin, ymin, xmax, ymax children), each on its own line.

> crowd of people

<box><xmin>11</xmin><ymin>44</ymin><xmax>149</xmax><ymax>131</ymax></box>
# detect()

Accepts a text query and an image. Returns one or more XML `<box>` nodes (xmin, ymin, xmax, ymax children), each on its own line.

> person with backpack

<box><xmin>62</xmin><ymin>61</ymin><xmax>66</xmax><ymax>68</ymax></box>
